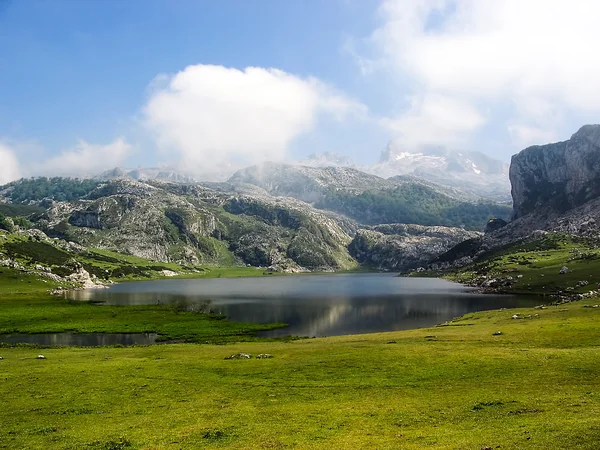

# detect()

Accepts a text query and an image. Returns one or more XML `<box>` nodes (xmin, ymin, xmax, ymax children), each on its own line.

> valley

<box><xmin>2</xmin><ymin>125</ymin><xmax>600</xmax><ymax>448</ymax></box>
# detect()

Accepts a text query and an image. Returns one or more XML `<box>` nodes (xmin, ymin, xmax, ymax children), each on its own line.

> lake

<box><xmin>0</xmin><ymin>332</ymin><xmax>158</xmax><ymax>347</ymax></box>
<box><xmin>68</xmin><ymin>274</ymin><xmax>542</xmax><ymax>338</ymax></box>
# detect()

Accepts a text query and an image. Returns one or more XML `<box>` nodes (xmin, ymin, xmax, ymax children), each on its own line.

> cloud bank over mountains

<box><xmin>365</xmin><ymin>0</ymin><xmax>600</xmax><ymax>149</ymax></box>
<box><xmin>143</xmin><ymin>65</ymin><xmax>367</xmax><ymax>173</ymax></box>
<box><xmin>2</xmin><ymin>0</ymin><xmax>600</xmax><ymax>184</ymax></box>
<box><xmin>0</xmin><ymin>144</ymin><xmax>21</xmax><ymax>185</ymax></box>
<box><xmin>0</xmin><ymin>138</ymin><xmax>133</xmax><ymax>183</ymax></box>
<box><xmin>2</xmin><ymin>64</ymin><xmax>369</xmax><ymax>182</ymax></box>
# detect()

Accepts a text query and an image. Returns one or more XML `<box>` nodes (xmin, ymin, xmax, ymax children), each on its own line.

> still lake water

<box><xmin>68</xmin><ymin>274</ymin><xmax>541</xmax><ymax>338</ymax></box>
<box><xmin>0</xmin><ymin>332</ymin><xmax>158</xmax><ymax>347</ymax></box>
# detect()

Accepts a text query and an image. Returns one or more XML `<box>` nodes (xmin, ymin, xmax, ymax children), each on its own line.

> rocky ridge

<box><xmin>370</xmin><ymin>143</ymin><xmax>510</xmax><ymax>201</ymax></box>
<box><xmin>32</xmin><ymin>179</ymin><xmax>358</xmax><ymax>272</ymax></box>
<box><xmin>510</xmin><ymin>125</ymin><xmax>600</xmax><ymax>219</ymax></box>
<box><xmin>432</xmin><ymin>125</ymin><xmax>600</xmax><ymax>271</ymax></box>
<box><xmin>1</xmin><ymin>176</ymin><xmax>485</xmax><ymax>273</ymax></box>
<box><xmin>348</xmin><ymin>224</ymin><xmax>480</xmax><ymax>271</ymax></box>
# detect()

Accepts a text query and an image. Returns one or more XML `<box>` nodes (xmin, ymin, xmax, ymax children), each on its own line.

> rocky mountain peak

<box><xmin>370</xmin><ymin>142</ymin><xmax>510</xmax><ymax>201</ymax></box>
<box><xmin>510</xmin><ymin>124</ymin><xmax>600</xmax><ymax>219</ymax></box>
<box><xmin>297</xmin><ymin>152</ymin><xmax>356</xmax><ymax>168</ymax></box>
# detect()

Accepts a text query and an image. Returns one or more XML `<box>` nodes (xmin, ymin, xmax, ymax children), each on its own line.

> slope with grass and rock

<box><xmin>423</xmin><ymin>124</ymin><xmax>600</xmax><ymax>300</ymax></box>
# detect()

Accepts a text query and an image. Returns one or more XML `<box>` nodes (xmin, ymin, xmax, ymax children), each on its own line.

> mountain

<box><xmin>34</xmin><ymin>179</ymin><xmax>358</xmax><ymax>272</ymax></box>
<box><xmin>229</xmin><ymin>162</ymin><xmax>511</xmax><ymax>230</ymax></box>
<box><xmin>432</xmin><ymin>124</ymin><xmax>600</xmax><ymax>269</ymax></box>
<box><xmin>296</xmin><ymin>152</ymin><xmax>358</xmax><ymax>168</ymax></box>
<box><xmin>0</xmin><ymin>176</ymin><xmax>487</xmax><ymax>272</ymax></box>
<box><xmin>487</xmin><ymin>124</ymin><xmax>600</xmax><ymax>241</ymax></box>
<box><xmin>370</xmin><ymin>143</ymin><xmax>511</xmax><ymax>201</ymax></box>
<box><xmin>97</xmin><ymin>167</ymin><xmax>198</xmax><ymax>184</ymax></box>
<box><xmin>228</xmin><ymin>162</ymin><xmax>393</xmax><ymax>202</ymax></box>
<box><xmin>348</xmin><ymin>224</ymin><xmax>479</xmax><ymax>271</ymax></box>
<box><xmin>510</xmin><ymin>125</ymin><xmax>600</xmax><ymax>219</ymax></box>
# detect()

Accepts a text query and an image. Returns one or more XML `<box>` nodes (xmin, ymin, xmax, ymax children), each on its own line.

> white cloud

<box><xmin>143</xmin><ymin>64</ymin><xmax>366</xmax><ymax>171</ymax></box>
<box><xmin>35</xmin><ymin>138</ymin><xmax>132</xmax><ymax>177</ymax></box>
<box><xmin>380</xmin><ymin>93</ymin><xmax>485</xmax><ymax>148</ymax></box>
<box><xmin>366</xmin><ymin>0</ymin><xmax>600</xmax><ymax>151</ymax></box>
<box><xmin>0</xmin><ymin>144</ymin><xmax>22</xmax><ymax>184</ymax></box>
<box><xmin>507</xmin><ymin>125</ymin><xmax>558</xmax><ymax>149</ymax></box>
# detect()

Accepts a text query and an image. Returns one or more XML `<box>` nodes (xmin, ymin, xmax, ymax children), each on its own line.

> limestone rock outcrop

<box><xmin>348</xmin><ymin>224</ymin><xmax>480</xmax><ymax>271</ymax></box>
<box><xmin>510</xmin><ymin>125</ymin><xmax>600</xmax><ymax>219</ymax></box>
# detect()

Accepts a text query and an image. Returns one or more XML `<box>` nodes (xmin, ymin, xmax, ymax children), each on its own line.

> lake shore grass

<box><xmin>0</xmin><ymin>293</ymin><xmax>286</xmax><ymax>343</ymax></box>
<box><xmin>1</xmin><ymin>299</ymin><xmax>599</xmax><ymax>449</ymax></box>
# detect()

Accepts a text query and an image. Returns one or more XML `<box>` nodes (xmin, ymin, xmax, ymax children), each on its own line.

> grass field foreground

<box><xmin>1</xmin><ymin>300</ymin><xmax>599</xmax><ymax>449</ymax></box>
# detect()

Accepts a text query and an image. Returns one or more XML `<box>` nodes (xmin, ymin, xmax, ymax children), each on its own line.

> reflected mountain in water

<box><xmin>69</xmin><ymin>274</ymin><xmax>541</xmax><ymax>337</ymax></box>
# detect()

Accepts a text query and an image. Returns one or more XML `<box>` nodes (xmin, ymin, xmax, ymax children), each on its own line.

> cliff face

<box><xmin>510</xmin><ymin>125</ymin><xmax>600</xmax><ymax>219</ymax></box>
<box><xmin>348</xmin><ymin>224</ymin><xmax>480</xmax><ymax>271</ymax></box>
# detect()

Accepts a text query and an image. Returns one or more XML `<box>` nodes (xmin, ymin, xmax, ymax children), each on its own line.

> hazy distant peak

<box><xmin>96</xmin><ymin>167</ymin><xmax>198</xmax><ymax>183</ymax></box>
<box><xmin>296</xmin><ymin>152</ymin><xmax>357</xmax><ymax>168</ymax></box>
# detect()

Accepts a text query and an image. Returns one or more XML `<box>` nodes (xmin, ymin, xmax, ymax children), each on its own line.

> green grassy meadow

<box><xmin>1</xmin><ymin>301</ymin><xmax>599</xmax><ymax>449</ymax></box>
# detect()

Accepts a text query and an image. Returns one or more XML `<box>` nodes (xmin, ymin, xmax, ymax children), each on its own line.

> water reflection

<box><xmin>68</xmin><ymin>274</ymin><xmax>542</xmax><ymax>337</ymax></box>
<box><xmin>0</xmin><ymin>332</ymin><xmax>158</xmax><ymax>347</ymax></box>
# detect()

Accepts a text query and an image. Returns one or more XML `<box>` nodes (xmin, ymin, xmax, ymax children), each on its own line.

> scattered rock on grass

<box><xmin>559</xmin><ymin>266</ymin><xmax>569</xmax><ymax>274</ymax></box>
<box><xmin>256</xmin><ymin>354</ymin><xmax>274</xmax><ymax>359</ymax></box>
<box><xmin>512</xmin><ymin>314</ymin><xmax>520</xmax><ymax>319</ymax></box>
<box><xmin>37</xmin><ymin>355</ymin><xmax>46</xmax><ymax>359</ymax></box>
<box><xmin>225</xmin><ymin>353</ymin><xmax>252</xmax><ymax>360</ymax></box>
<box><xmin>492</xmin><ymin>331</ymin><xmax>503</xmax><ymax>336</ymax></box>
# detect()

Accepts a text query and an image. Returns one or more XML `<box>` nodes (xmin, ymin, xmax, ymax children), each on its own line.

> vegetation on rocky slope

<box><xmin>229</xmin><ymin>163</ymin><xmax>512</xmax><ymax>229</ymax></box>
<box><xmin>432</xmin><ymin>233</ymin><xmax>600</xmax><ymax>300</ymax></box>
<box><xmin>0</xmin><ymin>177</ymin><xmax>101</xmax><ymax>203</ymax></box>
<box><xmin>316</xmin><ymin>184</ymin><xmax>511</xmax><ymax>229</ymax></box>
<box><xmin>0</xmin><ymin>230</ymin><xmax>271</xmax><ymax>296</ymax></box>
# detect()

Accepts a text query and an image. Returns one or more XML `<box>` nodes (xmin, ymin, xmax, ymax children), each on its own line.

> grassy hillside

<box><xmin>0</xmin><ymin>231</ymin><xmax>267</xmax><ymax>288</ymax></box>
<box><xmin>1</xmin><ymin>301</ymin><xmax>599</xmax><ymax>449</ymax></box>
<box><xmin>316</xmin><ymin>184</ymin><xmax>511</xmax><ymax>230</ymax></box>
<box><xmin>439</xmin><ymin>233</ymin><xmax>600</xmax><ymax>298</ymax></box>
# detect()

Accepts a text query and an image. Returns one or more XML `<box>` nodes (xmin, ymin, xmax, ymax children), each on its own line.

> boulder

<box><xmin>485</xmin><ymin>218</ymin><xmax>508</xmax><ymax>233</ymax></box>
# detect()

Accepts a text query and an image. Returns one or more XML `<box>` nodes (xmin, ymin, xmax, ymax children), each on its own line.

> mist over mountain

<box><xmin>93</xmin><ymin>139</ymin><xmax>511</xmax><ymax>203</ymax></box>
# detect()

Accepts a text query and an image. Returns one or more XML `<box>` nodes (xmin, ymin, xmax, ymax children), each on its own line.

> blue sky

<box><xmin>1</xmin><ymin>0</ymin><xmax>599</xmax><ymax>182</ymax></box>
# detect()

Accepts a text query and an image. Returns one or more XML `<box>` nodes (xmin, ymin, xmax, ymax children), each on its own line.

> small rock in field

<box><xmin>526</xmin><ymin>315</ymin><xmax>532</xmax><ymax>319</ymax></box>
<box><xmin>37</xmin><ymin>355</ymin><xmax>46</xmax><ymax>359</ymax></box>
<box><xmin>493</xmin><ymin>331</ymin><xmax>503</xmax><ymax>336</ymax></box>
<box><xmin>256</xmin><ymin>354</ymin><xmax>274</xmax><ymax>359</ymax></box>
<box><xmin>512</xmin><ymin>314</ymin><xmax>520</xmax><ymax>319</ymax></box>
<box><xmin>534</xmin><ymin>314</ymin><xmax>540</xmax><ymax>318</ymax></box>
<box><xmin>224</xmin><ymin>353</ymin><xmax>252</xmax><ymax>360</ymax></box>
<box><xmin>481</xmin><ymin>446</ymin><xmax>493</xmax><ymax>450</ymax></box>
<box><xmin>594</xmin><ymin>305</ymin><xmax>599</xmax><ymax>308</ymax></box>
<box><xmin>0</xmin><ymin>356</ymin><xmax>3</xmax><ymax>360</ymax></box>
<box><xmin>559</xmin><ymin>266</ymin><xmax>569</xmax><ymax>275</ymax></box>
